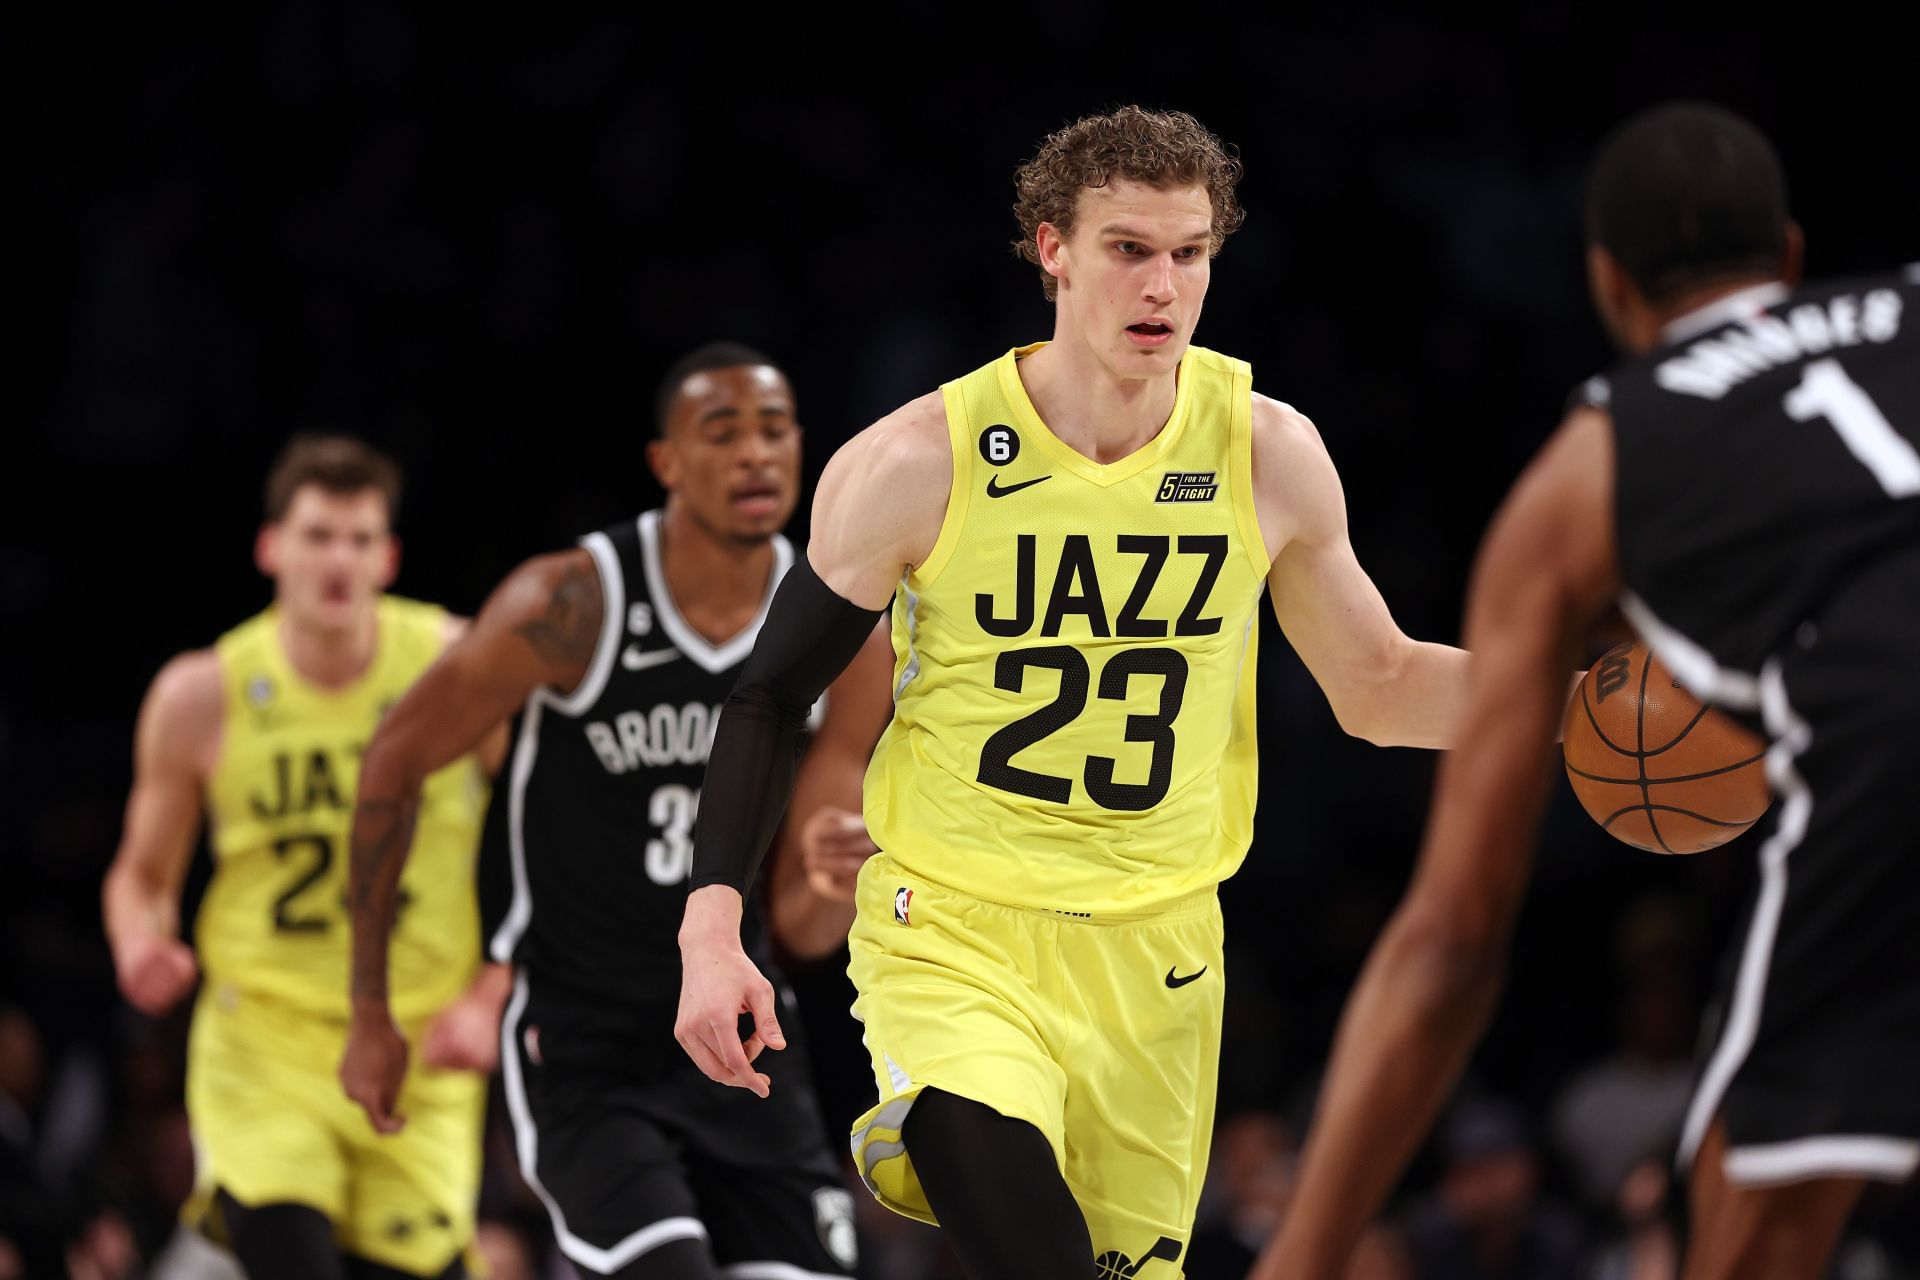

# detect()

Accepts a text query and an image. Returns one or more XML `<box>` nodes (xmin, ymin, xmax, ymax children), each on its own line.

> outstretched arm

<box><xmin>766</xmin><ymin>619</ymin><xmax>895</xmax><ymax>960</ymax></box>
<box><xmin>676</xmin><ymin>394</ymin><xmax>949</xmax><ymax>1097</ymax></box>
<box><xmin>403</xmin><ymin>616</ymin><xmax>515</xmax><ymax>1073</ymax></box>
<box><xmin>1257</xmin><ymin>398</ymin><xmax>1470</xmax><ymax>749</ymax></box>
<box><xmin>102</xmin><ymin>652</ymin><xmax>221</xmax><ymax>1016</ymax></box>
<box><xmin>341</xmin><ymin>549</ymin><xmax>602</xmax><ymax>1131</ymax></box>
<box><xmin>1252</xmin><ymin>408</ymin><xmax>1619</xmax><ymax>1280</ymax></box>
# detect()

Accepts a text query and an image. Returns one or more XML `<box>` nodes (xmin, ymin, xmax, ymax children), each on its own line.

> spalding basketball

<box><xmin>1562</xmin><ymin>642</ymin><xmax>1770</xmax><ymax>853</ymax></box>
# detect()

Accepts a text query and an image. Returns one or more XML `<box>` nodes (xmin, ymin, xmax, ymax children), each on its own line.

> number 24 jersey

<box><xmin>202</xmin><ymin>597</ymin><xmax>487</xmax><ymax>1021</ymax></box>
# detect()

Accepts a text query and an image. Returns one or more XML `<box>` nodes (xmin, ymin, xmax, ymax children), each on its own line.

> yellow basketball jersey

<box><xmin>200</xmin><ymin>597</ymin><xmax>488</xmax><ymax>1020</ymax></box>
<box><xmin>863</xmin><ymin>343</ymin><xmax>1269</xmax><ymax>913</ymax></box>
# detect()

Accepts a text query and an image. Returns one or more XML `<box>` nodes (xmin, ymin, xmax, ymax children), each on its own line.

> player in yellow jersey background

<box><xmin>102</xmin><ymin>436</ymin><xmax>507</xmax><ymax>1280</ymax></box>
<box><xmin>674</xmin><ymin>108</ymin><xmax>1475</xmax><ymax>1279</ymax></box>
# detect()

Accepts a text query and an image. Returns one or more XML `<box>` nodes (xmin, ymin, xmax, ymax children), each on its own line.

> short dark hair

<box><xmin>263</xmin><ymin>434</ymin><xmax>403</xmax><ymax>523</ymax></box>
<box><xmin>1584</xmin><ymin>102</ymin><xmax>1789</xmax><ymax>303</ymax></box>
<box><xmin>1013</xmin><ymin>106</ymin><xmax>1246</xmax><ymax>301</ymax></box>
<box><xmin>654</xmin><ymin>342</ymin><xmax>779</xmax><ymax>436</ymax></box>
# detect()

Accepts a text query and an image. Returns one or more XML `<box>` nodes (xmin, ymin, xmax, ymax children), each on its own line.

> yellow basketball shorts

<box><xmin>847</xmin><ymin>854</ymin><xmax>1224</xmax><ymax>1277</ymax></box>
<box><xmin>185</xmin><ymin>982</ymin><xmax>484</xmax><ymax>1276</ymax></box>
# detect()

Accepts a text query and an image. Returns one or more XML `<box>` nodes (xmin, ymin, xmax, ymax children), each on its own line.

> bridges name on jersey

<box><xmin>1602</xmin><ymin>269</ymin><xmax>1919</xmax><ymax>680</ymax></box>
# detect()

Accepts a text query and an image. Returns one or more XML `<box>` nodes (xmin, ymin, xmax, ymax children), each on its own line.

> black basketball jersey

<box><xmin>484</xmin><ymin>510</ymin><xmax>806</xmax><ymax>1006</ymax></box>
<box><xmin>1587</xmin><ymin>267</ymin><xmax>1920</xmax><ymax>686</ymax></box>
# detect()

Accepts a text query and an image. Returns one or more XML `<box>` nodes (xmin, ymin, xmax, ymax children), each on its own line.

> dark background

<box><xmin>7</xmin><ymin>4</ymin><xmax>1918</xmax><ymax>1277</ymax></box>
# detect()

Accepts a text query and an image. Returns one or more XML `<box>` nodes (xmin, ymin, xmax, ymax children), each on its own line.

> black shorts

<box><xmin>500</xmin><ymin>970</ymin><xmax>857</xmax><ymax>1277</ymax></box>
<box><xmin>1682</xmin><ymin>556</ymin><xmax>1920</xmax><ymax>1187</ymax></box>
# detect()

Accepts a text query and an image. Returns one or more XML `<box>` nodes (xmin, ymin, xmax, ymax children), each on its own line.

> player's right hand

<box><xmin>341</xmin><ymin>1009</ymin><xmax>410</xmax><ymax>1134</ymax></box>
<box><xmin>799</xmin><ymin>807</ymin><xmax>878</xmax><ymax>902</ymax></box>
<box><xmin>676</xmin><ymin>895</ymin><xmax>786</xmax><ymax>1098</ymax></box>
<box><xmin>111</xmin><ymin>933</ymin><xmax>198</xmax><ymax>1016</ymax></box>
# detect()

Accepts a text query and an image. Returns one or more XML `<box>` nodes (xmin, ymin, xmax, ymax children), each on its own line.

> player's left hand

<box><xmin>421</xmin><ymin>966</ymin><xmax>509</xmax><ymax>1073</ymax></box>
<box><xmin>677</xmin><ymin>886</ymin><xmax>785</xmax><ymax>1098</ymax></box>
<box><xmin>341</xmin><ymin>1007</ymin><xmax>411</xmax><ymax>1134</ymax></box>
<box><xmin>799</xmin><ymin>807</ymin><xmax>878</xmax><ymax>901</ymax></box>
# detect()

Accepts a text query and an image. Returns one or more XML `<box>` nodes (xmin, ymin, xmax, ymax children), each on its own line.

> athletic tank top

<box><xmin>1588</xmin><ymin>269</ymin><xmax>1920</xmax><ymax>682</ymax></box>
<box><xmin>483</xmin><ymin>512</ymin><xmax>800</xmax><ymax>1006</ymax></box>
<box><xmin>201</xmin><ymin>597</ymin><xmax>488</xmax><ymax>1020</ymax></box>
<box><xmin>864</xmin><ymin>342</ymin><xmax>1268</xmax><ymax>913</ymax></box>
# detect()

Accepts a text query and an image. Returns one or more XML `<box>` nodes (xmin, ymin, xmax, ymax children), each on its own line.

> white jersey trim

<box><xmin>1620</xmin><ymin>593</ymin><xmax>1761</xmax><ymax>711</ymax></box>
<box><xmin>488</xmin><ymin>695</ymin><xmax>546</xmax><ymax>964</ymax></box>
<box><xmin>501</xmin><ymin>971</ymin><xmax>711</xmax><ymax>1272</ymax></box>
<box><xmin>547</xmin><ymin>531</ymin><xmax>626</xmax><ymax>716</ymax></box>
<box><xmin>893</xmin><ymin>582</ymin><xmax>921</xmax><ymax>699</ymax></box>
<box><xmin>637</xmin><ymin>510</ymin><xmax>791</xmax><ymax>674</ymax></box>
<box><xmin>723</xmin><ymin>1265</ymin><xmax>851</xmax><ymax>1280</ymax></box>
<box><xmin>1619</xmin><ymin>593</ymin><xmax>1815</xmax><ymax>1173</ymax></box>
<box><xmin>1660</xmin><ymin>281</ymin><xmax>1791</xmax><ymax>345</ymax></box>
<box><xmin>1723</xmin><ymin>1135</ymin><xmax>1920</xmax><ymax>1186</ymax></box>
<box><xmin>1678</xmin><ymin>657</ymin><xmax>1812</xmax><ymax>1170</ymax></box>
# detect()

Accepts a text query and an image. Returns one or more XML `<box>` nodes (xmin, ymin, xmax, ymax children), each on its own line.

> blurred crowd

<box><xmin>8</xmin><ymin>882</ymin><xmax>1918</xmax><ymax>1278</ymax></box>
<box><xmin>11</xmin><ymin>4</ymin><xmax>1919</xmax><ymax>1278</ymax></box>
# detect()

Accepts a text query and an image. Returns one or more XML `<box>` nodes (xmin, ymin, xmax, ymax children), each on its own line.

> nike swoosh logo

<box><xmin>1165</xmin><ymin>966</ymin><xmax>1207</xmax><ymax>989</ymax></box>
<box><xmin>986</xmin><ymin>473</ymin><xmax>1051</xmax><ymax>498</ymax></box>
<box><xmin>621</xmin><ymin>645</ymin><xmax>680</xmax><ymax>672</ymax></box>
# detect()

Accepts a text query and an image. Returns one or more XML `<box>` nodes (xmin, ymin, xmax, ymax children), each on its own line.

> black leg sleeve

<box><xmin>216</xmin><ymin>1189</ymin><xmax>349</xmax><ymax>1280</ymax></box>
<box><xmin>689</xmin><ymin>556</ymin><xmax>887</xmax><ymax>895</ymax></box>
<box><xmin>904</xmin><ymin>1088</ymin><xmax>1096</xmax><ymax>1280</ymax></box>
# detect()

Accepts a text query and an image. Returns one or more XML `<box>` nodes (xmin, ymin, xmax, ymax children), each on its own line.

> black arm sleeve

<box><xmin>689</xmin><ymin>556</ymin><xmax>889</xmax><ymax>895</ymax></box>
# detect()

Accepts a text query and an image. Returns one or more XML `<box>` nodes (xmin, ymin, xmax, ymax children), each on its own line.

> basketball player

<box><xmin>339</xmin><ymin>343</ymin><xmax>892</xmax><ymax>1280</ymax></box>
<box><xmin>1252</xmin><ymin>104</ymin><xmax>1920</xmax><ymax>1280</ymax></box>
<box><xmin>674</xmin><ymin>107</ymin><xmax>1472</xmax><ymax>1280</ymax></box>
<box><xmin>102</xmin><ymin>436</ymin><xmax>505</xmax><ymax>1280</ymax></box>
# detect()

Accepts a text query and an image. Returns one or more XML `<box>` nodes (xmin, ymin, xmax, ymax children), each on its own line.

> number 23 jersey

<box><xmin>201</xmin><ymin>596</ymin><xmax>488</xmax><ymax>1021</ymax></box>
<box><xmin>864</xmin><ymin>342</ymin><xmax>1268</xmax><ymax>914</ymax></box>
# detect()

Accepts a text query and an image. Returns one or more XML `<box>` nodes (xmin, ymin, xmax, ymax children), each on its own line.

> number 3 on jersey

<box><xmin>646</xmin><ymin>783</ymin><xmax>698</xmax><ymax>885</ymax></box>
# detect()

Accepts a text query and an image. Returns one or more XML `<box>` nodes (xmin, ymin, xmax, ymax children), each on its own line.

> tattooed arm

<box><xmin>341</xmin><ymin>549</ymin><xmax>604</xmax><ymax>1132</ymax></box>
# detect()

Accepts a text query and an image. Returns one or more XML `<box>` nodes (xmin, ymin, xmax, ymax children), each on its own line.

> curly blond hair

<box><xmin>1013</xmin><ymin>106</ymin><xmax>1246</xmax><ymax>300</ymax></box>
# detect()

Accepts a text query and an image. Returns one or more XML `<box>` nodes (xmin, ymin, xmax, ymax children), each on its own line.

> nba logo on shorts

<box><xmin>893</xmin><ymin>887</ymin><xmax>912</xmax><ymax>926</ymax></box>
<box><xmin>812</xmin><ymin>1187</ymin><xmax>858</xmax><ymax>1268</ymax></box>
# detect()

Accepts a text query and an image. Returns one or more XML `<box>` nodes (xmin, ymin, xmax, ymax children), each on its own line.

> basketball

<box><xmin>1562</xmin><ymin>641</ymin><xmax>1771</xmax><ymax>853</ymax></box>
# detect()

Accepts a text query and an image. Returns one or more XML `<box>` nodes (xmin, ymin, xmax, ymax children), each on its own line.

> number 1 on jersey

<box><xmin>1785</xmin><ymin>358</ymin><xmax>1920</xmax><ymax>497</ymax></box>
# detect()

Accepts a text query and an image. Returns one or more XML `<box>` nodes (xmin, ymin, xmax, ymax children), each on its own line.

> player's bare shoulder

<box><xmin>483</xmin><ymin>546</ymin><xmax>604</xmax><ymax>668</ymax></box>
<box><xmin>820</xmin><ymin>390</ymin><xmax>952</xmax><ymax>509</ymax></box>
<box><xmin>810</xmin><ymin>390</ymin><xmax>953</xmax><ymax>605</ymax></box>
<box><xmin>141</xmin><ymin>648</ymin><xmax>225</xmax><ymax>777</ymax></box>
<box><xmin>1249</xmin><ymin>392</ymin><xmax>1344</xmax><ymax>564</ymax></box>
